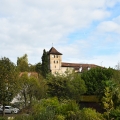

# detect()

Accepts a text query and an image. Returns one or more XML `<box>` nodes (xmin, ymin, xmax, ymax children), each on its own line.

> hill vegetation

<box><xmin>0</xmin><ymin>53</ymin><xmax>120</xmax><ymax>120</ymax></box>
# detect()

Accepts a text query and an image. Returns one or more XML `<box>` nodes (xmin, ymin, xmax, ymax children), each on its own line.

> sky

<box><xmin>0</xmin><ymin>0</ymin><xmax>120</xmax><ymax>69</ymax></box>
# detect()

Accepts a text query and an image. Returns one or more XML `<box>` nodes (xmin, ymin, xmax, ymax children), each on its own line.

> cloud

<box><xmin>0</xmin><ymin>0</ymin><xmax>120</xmax><ymax>67</ymax></box>
<box><xmin>97</xmin><ymin>21</ymin><xmax>120</xmax><ymax>33</ymax></box>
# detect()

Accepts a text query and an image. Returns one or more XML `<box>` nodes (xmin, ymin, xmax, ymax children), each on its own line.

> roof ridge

<box><xmin>48</xmin><ymin>47</ymin><xmax>62</xmax><ymax>55</ymax></box>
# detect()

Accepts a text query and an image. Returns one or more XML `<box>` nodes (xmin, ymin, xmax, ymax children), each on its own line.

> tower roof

<box><xmin>48</xmin><ymin>47</ymin><xmax>62</xmax><ymax>55</ymax></box>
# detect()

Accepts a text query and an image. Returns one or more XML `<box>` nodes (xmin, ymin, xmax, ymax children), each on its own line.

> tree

<box><xmin>81</xmin><ymin>67</ymin><xmax>114</xmax><ymax>96</ymax></box>
<box><xmin>111</xmin><ymin>70</ymin><xmax>120</xmax><ymax>108</ymax></box>
<box><xmin>0</xmin><ymin>57</ymin><xmax>19</xmax><ymax>116</ymax></box>
<box><xmin>47</xmin><ymin>73</ymin><xmax>69</xmax><ymax>99</ymax></box>
<box><xmin>41</xmin><ymin>49</ymin><xmax>49</xmax><ymax>78</ymax></box>
<box><xmin>35</xmin><ymin>62</ymin><xmax>42</xmax><ymax>75</ymax></box>
<box><xmin>19</xmin><ymin>73</ymin><xmax>29</xmax><ymax>107</ymax></box>
<box><xmin>28</xmin><ymin>64</ymin><xmax>36</xmax><ymax>72</ymax></box>
<box><xmin>102</xmin><ymin>87</ymin><xmax>114</xmax><ymax>120</ymax></box>
<box><xmin>47</xmin><ymin>72</ymin><xmax>87</xmax><ymax>101</ymax></box>
<box><xmin>19</xmin><ymin>72</ymin><xmax>47</xmax><ymax>107</ymax></box>
<box><xmin>17</xmin><ymin>54</ymin><xmax>29</xmax><ymax>72</ymax></box>
<box><xmin>101</xmin><ymin>80</ymin><xmax>115</xmax><ymax>120</ymax></box>
<box><xmin>67</xmin><ymin>73</ymin><xmax>87</xmax><ymax>101</ymax></box>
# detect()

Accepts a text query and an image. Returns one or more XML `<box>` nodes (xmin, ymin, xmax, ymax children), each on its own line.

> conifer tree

<box><xmin>41</xmin><ymin>49</ymin><xmax>49</xmax><ymax>78</ymax></box>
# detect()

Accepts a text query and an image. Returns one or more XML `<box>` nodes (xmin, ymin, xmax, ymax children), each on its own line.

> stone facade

<box><xmin>47</xmin><ymin>47</ymin><xmax>99</xmax><ymax>74</ymax></box>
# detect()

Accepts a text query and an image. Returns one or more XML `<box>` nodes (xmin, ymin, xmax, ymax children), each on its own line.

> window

<box><xmin>54</xmin><ymin>55</ymin><xmax>55</xmax><ymax>58</ymax></box>
<box><xmin>54</xmin><ymin>61</ymin><xmax>55</xmax><ymax>63</ymax></box>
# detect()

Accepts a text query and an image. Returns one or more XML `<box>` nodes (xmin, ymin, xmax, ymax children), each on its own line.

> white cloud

<box><xmin>0</xmin><ymin>0</ymin><xmax>120</xmax><ymax>67</ymax></box>
<box><xmin>97</xmin><ymin>21</ymin><xmax>120</xmax><ymax>33</ymax></box>
<box><xmin>90</xmin><ymin>10</ymin><xmax>110</xmax><ymax>20</ymax></box>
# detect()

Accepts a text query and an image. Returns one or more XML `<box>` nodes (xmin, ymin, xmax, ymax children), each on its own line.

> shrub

<box><xmin>80</xmin><ymin>108</ymin><xmax>105</xmax><ymax>120</ymax></box>
<box><xmin>109</xmin><ymin>107</ymin><xmax>120</xmax><ymax>120</ymax></box>
<box><xmin>58</xmin><ymin>100</ymin><xmax>79</xmax><ymax>115</ymax></box>
<box><xmin>66</xmin><ymin>111</ymin><xmax>81</xmax><ymax>120</ymax></box>
<box><xmin>30</xmin><ymin>98</ymin><xmax>82</xmax><ymax>120</ymax></box>
<box><xmin>54</xmin><ymin>115</ymin><xmax>65</xmax><ymax>120</ymax></box>
<box><xmin>0</xmin><ymin>117</ymin><xmax>6</xmax><ymax>120</ymax></box>
<box><xmin>31</xmin><ymin>97</ymin><xmax>59</xmax><ymax>120</ymax></box>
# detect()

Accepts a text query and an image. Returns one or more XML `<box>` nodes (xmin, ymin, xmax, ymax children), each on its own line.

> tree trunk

<box><xmin>2</xmin><ymin>104</ymin><xmax>5</xmax><ymax>116</ymax></box>
<box><xmin>23</xmin><ymin>90</ymin><xmax>27</xmax><ymax>107</ymax></box>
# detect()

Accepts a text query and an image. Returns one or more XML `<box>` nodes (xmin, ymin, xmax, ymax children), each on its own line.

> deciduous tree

<box><xmin>47</xmin><ymin>72</ymin><xmax>87</xmax><ymax>101</ymax></box>
<box><xmin>0</xmin><ymin>57</ymin><xmax>19</xmax><ymax>116</ymax></box>
<box><xmin>81</xmin><ymin>67</ymin><xmax>114</xmax><ymax>96</ymax></box>
<box><xmin>19</xmin><ymin>72</ymin><xmax>47</xmax><ymax>107</ymax></box>
<box><xmin>35</xmin><ymin>62</ymin><xmax>42</xmax><ymax>75</ymax></box>
<box><xmin>17</xmin><ymin>54</ymin><xmax>29</xmax><ymax>72</ymax></box>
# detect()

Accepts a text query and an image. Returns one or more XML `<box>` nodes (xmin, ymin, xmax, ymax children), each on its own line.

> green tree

<box><xmin>47</xmin><ymin>73</ymin><xmax>69</xmax><ymax>99</ymax></box>
<box><xmin>28</xmin><ymin>64</ymin><xmax>36</xmax><ymax>72</ymax></box>
<box><xmin>0</xmin><ymin>57</ymin><xmax>19</xmax><ymax>116</ymax></box>
<box><xmin>17</xmin><ymin>54</ymin><xmax>29</xmax><ymax>72</ymax></box>
<box><xmin>41</xmin><ymin>49</ymin><xmax>49</xmax><ymax>78</ymax></box>
<box><xmin>81</xmin><ymin>67</ymin><xmax>114</xmax><ymax>96</ymax></box>
<box><xmin>19</xmin><ymin>72</ymin><xmax>46</xmax><ymax>107</ymax></box>
<box><xmin>67</xmin><ymin>73</ymin><xmax>87</xmax><ymax>101</ymax></box>
<box><xmin>102</xmin><ymin>86</ymin><xmax>114</xmax><ymax>120</ymax></box>
<box><xmin>47</xmin><ymin>72</ymin><xmax>87</xmax><ymax>101</ymax></box>
<box><xmin>19</xmin><ymin>73</ymin><xmax>29</xmax><ymax>107</ymax></box>
<box><xmin>35</xmin><ymin>62</ymin><xmax>42</xmax><ymax>75</ymax></box>
<box><xmin>112</xmin><ymin>70</ymin><xmax>120</xmax><ymax>108</ymax></box>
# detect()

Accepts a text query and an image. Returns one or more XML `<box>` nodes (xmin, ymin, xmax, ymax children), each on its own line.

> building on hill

<box><xmin>47</xmin><ymin>47</ymin><xmax>100</xmax><ymax>74</ymax></box>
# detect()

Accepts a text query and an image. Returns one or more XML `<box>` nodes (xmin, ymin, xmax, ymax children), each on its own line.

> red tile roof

<box><xmin>48</xmin><ymin>47</ymin><xmax>62</xmax><ymax>55</ymax></box>
<box><xmin>62</xmin><ymin>62</ymin><xmax>99</xmax><ymax>72</ymax></box>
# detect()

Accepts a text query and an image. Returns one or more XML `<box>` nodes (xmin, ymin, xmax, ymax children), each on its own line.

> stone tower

<box><xmin>47</xmin><ymin>47</ymin><xmax>62</xmax><ymax>74</ymax></box>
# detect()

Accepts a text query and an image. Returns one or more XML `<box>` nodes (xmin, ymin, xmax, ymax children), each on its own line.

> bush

<box><xmin>0</xmin><ymin>117</ymin><xmax>6</xmax><ymax>120</ymax></box>
<box><xmin>58</xmin><ymin>100</ymin><xmax>80</xmax><ymax>115</ymax></box>
<box><xmin>109</xmin><ymin>107</ymin><xmax>120</xmax><ymax>120</ymax></box>
<box><xmin>66</xmin><ymin>111</ymin><xmax>81</xmax><ymax>120</ymax></box>
<box><xmin>31</xmin><ymin>97</ymin><xmax>59</xmax><ymax>120</ymax></box>
<box><xmin>80</xmin><ymin>108</ymin><xmax>105</xmax><ymax>120</ymax></box>
<box><xmin>54</xmin><ymin>115</ymin><xmax>65</xmax><ymax>120</ymax></box>
<box><xmin>30</xmin><ymin>98</ymin><xmax>81</xmax><ymax>120</ymax></box>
